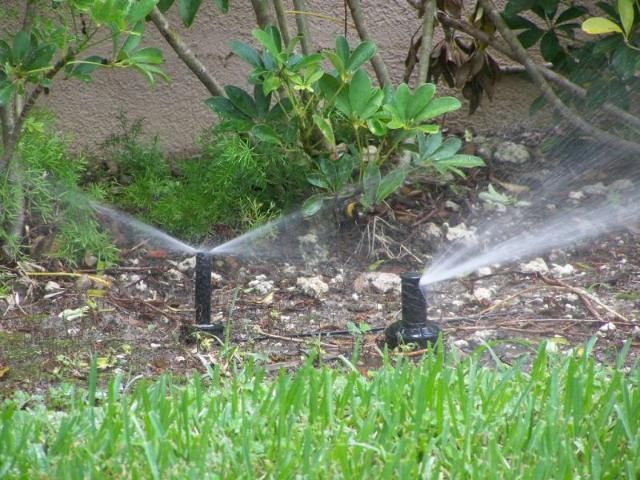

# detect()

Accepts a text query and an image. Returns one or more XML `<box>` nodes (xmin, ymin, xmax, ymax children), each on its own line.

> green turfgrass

<box><xmin>1</xmin><ymin>340</ymin><xmax>639</xmax><ymax>479</ymax></box>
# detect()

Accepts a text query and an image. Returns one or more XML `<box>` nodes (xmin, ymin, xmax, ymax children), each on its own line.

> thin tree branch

<box><xmin>417</xmin><ymin>0</ymin><xmax>436</xmax><ymax>84</ymax></box>
<box><xmin>292</xmin><ymin>0</ymin><xmax>313</xmax><ymax>55</ymax></box>
<box><xmin>345</xmin><ymin>0</ymin><xmax>392</xmax><ymax>86</ymax></box>
<box><xmin>250</xmin><ymin>0</ymin><xmax>276</xmax><ymax>28</ymax></box>
<box><xmin>148</xmin><ymin>8</ymin><xmax>223</xmax><ymax>97</ymax></box>
<box><xmin>436</xmin><ymin>12</ymin><xmax>640</xmax><ymax>133</ymax></box>
<box><xmin>272</xmin><ymin>0</ymin><xmax>291</xmax><ymax>45</ymax></box>
<box><xmin>477</xmin><ymin>0</ymin><xmax>640</xmax><ymax>153</ymax></box>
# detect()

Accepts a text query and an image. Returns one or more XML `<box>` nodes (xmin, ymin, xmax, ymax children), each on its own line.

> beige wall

<box><xmin>8</xmin><ymin>1</ymin><xmax>546</xmax><ymax>155</ymax></box>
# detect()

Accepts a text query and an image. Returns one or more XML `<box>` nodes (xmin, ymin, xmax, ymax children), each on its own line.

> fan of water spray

<box><xmin>420</xmin><ymin>136</ymin><xmax>640</xmax><ymax>288</ymax></box>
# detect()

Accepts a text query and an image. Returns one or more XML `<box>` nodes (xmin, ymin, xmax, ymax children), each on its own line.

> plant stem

<box><xmin>148</xmin><ymin>8</ymin><xmax>224</xmax><ymax>97</ymax></box>
<box><xmin>345</xmin><ymin>0</ymin><xmax>392</xmax><ymax>86</ymax></box>
<box><xmin>250</xmin><ymin>0</ymin><xmax>276</xmax><ymax>28</ymax></box>
<box><xmin>292</xmin><ymin>0</ymin><xmax>313</xmax><ymax>55</ymax></box>
<box><xmin>476</xmin><ymin>0</ymin><xmax>640</xmax><ymax>152</ymax></box>
<box><xmin>417</xmin><ymin>0</ymin><xmax>436</xmax><ymax>84</ymax></box>
<box><xmin>272</xmin><ymin>0</ymin><xmax>291</xmax><ymax>45</ymax></box>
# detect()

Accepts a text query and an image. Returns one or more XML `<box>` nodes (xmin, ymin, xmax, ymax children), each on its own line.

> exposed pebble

<box><xmin>494</xmin><ymin>141</ymin><xmax>530</xmax><ymax>164</ymax></box>
<box><xmin>249</xmin><ymin>275</ymin><xmax>274</xmax><ymax>295</ymax></box>
<box><xmin>296</xmin><ymin>275</ymin><xmax>329</xmax><ymax>298</ymax></box>
<box><xmin>476</xmin><ymin>267</ymin><xmax>492</xmax><ymax>276</ymax></box>
<box><xmin>75</xmin><ymin>275</ymin><xmax>92</xmax><ymax>291</ymax></box>
<box><xmin>445</xmin><ymin>223</ymin><xmax>478</xmax><ymax>245</ymax></box>
<box><xmin>519</xmin><ymin>257</ymin><xmax>549</xmax><ymax>274</ymax></box>
<box><xmin>569</xmin><ymin>191</ymin><xmax>584</xmax><ymax>200</ymax></box>
<box><xmin>445</xmin><ymin>200</ymin><xmax>460</xmax><ymax>212</ymax></box>
<box><xmin>551</xmin><ymin>264</ymin><xmax>575</xmax><ymax>277</ymax></box>
<box><xmin>177</xmin><ymin>256</ymin><xmax>196</xmax><ymax>272</ymax></box>
<box><xmin>598</xmin><ymin>322</ymin><xmax>616</xmax><ymax>334</ymax></box>
<box><xmin>474</xmin><ymin>287</ymin><xmax>494</xmax><ymax>303</ymax></box>
<box><xmin>418</xmin><ymin>222</ymin><xmax>443</xmax><ymax>242</ymax></box>
<box><xmin>353</xmin><ymin>272</ymin><xmax>401</xmax><ymax>294</ymax></box>
<box><xmin>45</xmin><ymin>281</ymin><xmax>62</xmax><ymax>291</ymax></box>
<box><xmin>166</xmin><ymin>268</ymin><xmax>183</xmax><ymax>282</ymax></box>
<box><xmin>583</xmin><ymin>182</ymin><xmax>607</xmax><ymax>196</ymax></box>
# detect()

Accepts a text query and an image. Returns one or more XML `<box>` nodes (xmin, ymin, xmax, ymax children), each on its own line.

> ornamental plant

<box><xmin>206</xmin><ymin>27</ymin><xmax>483</xmax><ymax>216</ymax></box>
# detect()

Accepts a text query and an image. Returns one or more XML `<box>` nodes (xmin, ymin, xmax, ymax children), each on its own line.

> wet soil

<box><xmin>1</xmin><ymin>133</ymin><xmax>640</xmax><ymax>395</ymax></box>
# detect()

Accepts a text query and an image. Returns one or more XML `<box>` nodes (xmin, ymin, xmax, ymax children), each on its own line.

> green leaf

<box><xmin>582</xmin><ymin>17</ymin><xmax>623</xmax><ymax>35</ymax></box>
<box><xmin>392</xmin><ymin>83</ymin><xmax>410</xmax><ymax>123</ymax></box>
<box><xmin>205</xmin><ymin>96</ymin><xmax>250</xmax><ymax>120</ymax></box>
<box><xmin>517</xmin><ymin>28</ymin><xmax>544</xmax><ymax>48</ymax></box>
<box><xmin>230</xmin><ymin>40</ymin><xmax>262</xmax><ymax>68</ymax></box>
<box><xmin>618</xmin><ymin>0</ymin><xmax>634</xmax><ymax>36</ymax></box>
<box><xmin>407</xmin><ymin>83</ymin><xmax>436</xmax><ymax>121</ymax></box>
<box><xmin>362</xmin><ymin>162</ymin><xmax>381</xmax><ymax>209</ymax></box>
<box><xmin>433</xmin><ymin>154</ymin><xmax>485</xmax><ymax>176</ymax></box>
<box><xmin>263</xmin><ymin>76</ymin><xmax>281</xmax><ymax>94</ymax></box>
<box><xmin>179</xmin><ymin>0</ymin><xmax>203</xmax><ymax>27</ymax></box>
<box><xmin>0</xmin><ymin>82</ymin><xmax>16</xmax><ymax>106</ymax></box>
<box><xmin>118</xmin><ymin>22</ymin><xmax>145</xmax><ymax>60</ymax></box>
<box><xmin>504</xmin><ymin>0</ymin><xmax>536</xmax><ymax>16</ymax></box>
<box><xmin>418</xmin><ymin>132</ymin><xmax>443</xmax><ymax>159</ymax></box>
<box><xmin>213</xmin><ymin>0</ymin><xmax>229</xmax><ymax>13</ymax></box>
<box><xmin>307</xmin><ymin>173</ymin><xmax>330</xmax><ymax>189</ymax></box>
<box><xmin>367</xmin><ymin>118</ymin><xmax>387</xmax><ymax>137</ymax></box>
<box><xmin>224</xmin><ymin>85</ymin><xmax>257</xmax><ymax>118</ymax></box>
<box><xmin>415</xmin><ymin>96</ymin><xmax>461</xmax><ymax>122</ymax></box>
<box><xmin>127</xmin><ymin>0</ymin><xmax>157</xmax><ymax>23</ymax></box>
<box><xmin>555</xmin><ymin>6</ymin><xmax>587</xmax><ymax>24</ymax></box>
<box><xmin>540</xmin><ymin>31</ymin><xmax>562</xmax><ymax>61</ymax></box>
<box><xmin>376</xmin><ymin>168</ymin><xmax>407</xmax><ymax>203</ymax></box>
<box><xmin>25</xmin><ymin>44</ymin><xmax>56</xmax><ymax>71</ymax></box>
<box><xmin>335</xmin><ymin>36</ymin><xmax>350</xmax><ymax>64</ymax></box>
<box><xmin>312</xmin><ymin>115</ymin><xmax>335</xmax><ymax>147</ymax></box>
<box><xmin>132</xmin><ymin>63</ymin><xmax>170</xmax><ymax>84</ymax></box>
<box><xmin>347</xmin><ymin>41</ymin><xmax>376</xmax><ymax>72</ymax></box>
<box><xmin>252</xmin><ymin>124</ymin><xmax>282</xmax><ymax>144</ymax></box>
<box><xmin>318</xmin><ymin>73</ymin><xmax>341</xmax><ymax>102</ymax></box>
<box><xmin>432</xmin><ymin>137</ymin><xmax>462</xmax><ymax>160</ymax></box>
<box><xmin>253</xmin><ymin>27</ymin><xmax>282</xmax><ymax>58</ymax></box>
<box><xmin>69</xmin><ymin>55</ymin><xmax>105</xmax><ymax>81</ymax></box>
<box><xmin>0</xmin><ymin>40</ymin><xmax>12</xmax><ymax>64</ymax></box>
<box><xmin>12</xmin><ymin>31</ymin><xmax>30</xmax><ymax>63</ymax></box>
<box><xmin>529</xmin><ymin>94</ymin><xmax>547</xmax><ymax>115</ymax></box>
<box><xmin>157</xmin><ymin>0</ymin><xmax>176</xmax><ymax>13</ymax></box>
<box><xmin>302</xmin><ymin>194</ymin><xmax>325</xmax><ymax>216</ymax></box>
<box><xmin>130</xmin><ymin>47</ymin><xmax>164</xmax><ymax>65</ymax></box>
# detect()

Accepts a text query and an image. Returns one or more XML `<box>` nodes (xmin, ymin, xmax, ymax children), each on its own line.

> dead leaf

<box><xmin>0</xmin><ymin>365</ymin><xmax>9</xmax><ymax>379</ymax></box>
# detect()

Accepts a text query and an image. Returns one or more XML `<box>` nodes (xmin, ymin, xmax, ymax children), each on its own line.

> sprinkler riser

<box><xmin>195</xmin><ymin>252</ymin><xmax>212</xmax><ymax>325</ymax></box>
<box><xmin>384</xmin><ymin>272</ymin><xmax>441</xmax><ymax>349</ymax></box>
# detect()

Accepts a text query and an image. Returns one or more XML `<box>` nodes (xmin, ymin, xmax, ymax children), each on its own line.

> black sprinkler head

<box><xmin>384</xmin><ymin>272</ymin><xmax>441</xmax><ymax>349</ymax></box>
<box><xmin>186</xmin><ymin>252</ymin><xmax>223</xmax><ymax>339</ymax></box>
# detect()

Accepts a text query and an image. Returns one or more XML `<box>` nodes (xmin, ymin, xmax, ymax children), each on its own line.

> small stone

<box><xmin>494</xmin><ymin>141</ymin><xmax>530</xmax><ymax>164</ymax></box>
<box><xmin>453</xmin><ymin>339</ymin><xmax>469</xmax><ymax>349</ymax></box>
<box><xmin>418</xmin><ymin>222</ymin><xmax>443</xmax><ymax>241</ymax></box>
<box><xmin>249</xmin><ymin>276</ymin><xmax>274</xmax><ymax>295</ymax></box>
<box><xmin>83</xmin><ymin>252</ymin><xmax>98</xmax><ymax>268</ymax></box>
<box><xmin>330</xmin><ymin>273</ymin><xmax>344</xmax><ymax>285</ymax></box>
<box><xmin>75</xmin><ymin>274</ymin><xmax>92</xmax><ymax>291</ymax></box>
<box><xmin>362</xmin><ymin>145</ymin><xmax>378</xmax><ymax>163</ymax></box>
<box><xmin>476</xmin><ymin>267</ymin><xmax>492</xmax><ymax>276</ymax></box>
<box><xmin>445</xmin><ymin>223</ymin><xmax>478</xmax><ymax>245</ymax></box>
<box><xmin>583</xmin><ymin>182</ymin><xmax>607</xmax><ymax>196</ymax></box>
<box><xmin>166</xmin><ymin>268</ymin><xmax>183</xmax><ymax>282</ymax></box>
<box><xmin>519</xmin><ymin>258</ymin><xmax>549</xmax><ymax>274</ymax></box>
<box><xmin>353</xmin><ymin>272</ymin><xmax>401</xmax><ymax>294</ymax></box>
<box><xmin>471</xmin><ymin>329</ymin><xmax>499</xmax><ymax>341</ymax></box>
<box><xmin>177</xmin><ymin>256</ymin><xmax>196</xmax><ymax>272</ymax></box>
<box><xmin>474</xmin><ymin>287</ymin><xmax>493</xmax><ymax>303</ymax></box>
<box><xmin>569</xmin><ymin>191</ymin><xmax>584</xmax><ymax>200</ymax></box>
<box><xmin>632</xmin><ymin>326</ymin><xmax>640</xmax><ymax>339</ymax></box>
<box><xmin>599</xmin><ymin>322</ymin><xmax>616</xmax><ymax>333</ymax></box>
<box><xmin>551</xmin><ymin>264</ymin><xmax>575</xmax><ymax>277</ymax></box>
<box><xmin>609</xmin><ymin>178</ymin><xmax>633</xmax><ymax>191</ymax></box>
<box><xmin>135</xmin><ymin>280</ymin><xmax>148</xmax><ymax>292</ymax></box>
<box><xmin>296</xmin><ymin>275</ymin><xmax>329</xmax><ymax>298</ymax></box>
<box><xmin>211</xmin><ymin>272</ymin><xmax>223</xmax><ymax>284</ymax></box>
<box><xmin>445</xmin><ymin>200</ymin><xmax>460</xmax><ymax>212</ymax></box>
<box><xmin>45</xmin><ymin>281</ymin><xmax>62</xmax><ymax>291</ymax></box>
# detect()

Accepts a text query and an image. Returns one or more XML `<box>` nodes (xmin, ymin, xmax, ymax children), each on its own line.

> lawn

<box><xmin>1</xmin><ymin>339</ymin><xmax>639</xmax><ymax>478</ymax></box>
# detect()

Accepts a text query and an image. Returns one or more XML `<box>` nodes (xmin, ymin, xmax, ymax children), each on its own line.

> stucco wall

<box><xmin>6</xmin><ymin>1</ymin><xmax>547</xmax><ymax>155</ymax></box>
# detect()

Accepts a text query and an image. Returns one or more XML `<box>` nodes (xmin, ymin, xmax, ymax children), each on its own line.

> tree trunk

<box><xmin>292</xmin><ymin>0</ymin><xmax>312</xmax><ymax>55</ymax></box>
<box><xmin>250</xmin><ymin>0</ymin><xmax>276</xmax><ymax>28</ymax></box>
<box><xmin>417</xmin><ymin>0</ymin><xmax>436</xmax><ymax>84</ymax></box>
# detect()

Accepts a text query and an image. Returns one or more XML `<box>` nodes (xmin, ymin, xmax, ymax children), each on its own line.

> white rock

<box><xmin>445</xmin><ymin>200</ymin><xmax>460</xmax><ymax>212</ymax></box>
<box><xmin>609</xmin><ymin>178</ymin><xmax>633</xmax><ymax>191</ymax></box>
<box><xmin>296</xmin><ymin>276</ymin><xmax>329</xmax><ymax>298</ymax></box>
<box><xmin>249</xmin><ymin>277</ymin><xmax>274</xmax><ymax>295</ymax></box>
<box><xmin>453</xmin><ymin>339</ymin><xmax>469</xmax><ymax>349</ymax></box>
<box><xmin>211</xmin><ymin>273</ymin><xmax>223</xmax><ymax>283</ymax></box>
<box><xmin>519</xmin><ymin>258</ymin><xmax>549</xmax><ymax>274</ymax></box>
<box><xmin>494</xmin><ymin>141</ymin><xmax>530</xmax><ymax>164</ymax></box>
<box><xmin>330</xmin><ymin>273</ymin><xmax>344</xmax><ymax>285</ymax></box>
<box><xmin>551</xmin><ymin>264</ymin><xmax>575</xmax><ymax>277</ymax></box>
<box><xmin>45</xmin><ymin>281</ymin><xmax>62</xmax><ymax>291</ymax></box>
<box><xmin>569</xmin><ymin>191</ymin><xmax>584</xmax><ymax>200</ymax></box>
<box><xmin>476</xmin><ymin>267</ymin><xmax>492</xmax><ymax>276</ymax></box>
<box><xmin>599</xmin><ymin>322</ymin><xmax>616</xmax><ymax>333</ymax></box>
<box><xmin>166</xmin><ymin>268</ymin><xmax>183</xmax><ymax>282</ymax></box>
<box><xmin>583</xmin><ymin>182</ymin><xmax>607</xmax><ymax>195</ymax></box>
<box><xmin>420</xmin><ymin>222</ymin><xmax>443</xmax><ymax>240</ymax></box>
<box><xmin>445</xmin><ymin>223</ymin><xmax>478</xmax><ymax>245</ymax></box>
<box><xmin>474</xmin><ymin>287</ymin><xmax>493</xmax><ymax>303</ymax></box>
<box><xmin>632</xmin><ymin>326</ymin><xmax>640</xmax><ymax>338</ymax></box>
<box><xmin>177</xmin><ymin>256</ymin><xmax>196</xmax><ymax>272</ymax></box>
<box><xmin>471</xmin><ymin>329</ymin><xmax>499</xmax><ymax>341</ymax></box>
<box><xmin>135</xmin><ymin>280</ymin><xmax>148</xmax><ymax>292</ymax></box>
<box><xmin>353</xmin><ymin>272</ymin><xmax>401</xmax><ymax>294</ymax></box>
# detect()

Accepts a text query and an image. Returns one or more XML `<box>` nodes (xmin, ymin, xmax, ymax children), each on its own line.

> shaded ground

<box><xmin>1</xmin><ymin>132</ymin><xmax>640</xmax><ymax>394</ymax></box>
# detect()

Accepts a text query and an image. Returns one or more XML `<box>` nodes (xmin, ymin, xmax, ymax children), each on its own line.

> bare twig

<box><xmin>477</xmin><ymin>0</ymin><xmax>640</xmax><ymax>154</ymax></box>
<box><xmin>148</xmin><ymin>8</ymin><xmax>224</xmax><ymax>97</ymax></box>
<box><xmin>272</xmin><ymin>0</ymin><xmax>291</xmax><ymax>45</ymax></box>
<box><xmin>417</xmin><ymin>0</ymin><xmax>436</xmax><ymax>83</ymax></box>
<box><xmin>345</xmin><ymin>0</ymin><xmax>392</xmax><ymax>86</ymax></box>
<box><xmin>292</xmin><ymin>0</ymin><xmax>313</xmax><ymax>55</ymax></box>
<box><xmin>436</xmin><ymin>12</ymin><xmax>640</xmax><ymax>133</ymax></box>
<box><xmin>255</xmin><ymin>327</ymin><xmax>340</xmax><ymax>348</ymax></box>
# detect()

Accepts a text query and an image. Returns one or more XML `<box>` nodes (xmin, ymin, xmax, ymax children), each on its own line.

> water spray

<box><xmin>384</xmin><ymin>272</ymin><xmax>441</xmax><ymax>349</ymax></box>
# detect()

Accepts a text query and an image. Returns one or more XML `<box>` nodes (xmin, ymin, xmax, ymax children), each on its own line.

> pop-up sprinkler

<box><xmin>192</xmin><ymin>252</ymin><xmax>223</xmax><ymax>335</ymax></box>
<box><xmin>384</xmin><ymin>272</ymin><xmax>441</xmax><ymax>349</ymax></box>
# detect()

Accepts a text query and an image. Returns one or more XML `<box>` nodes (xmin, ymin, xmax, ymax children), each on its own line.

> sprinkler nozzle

<box><xmin>384</xmin><ymin>272</ymin><xmax>441</xmax><ymax>349</ymax></box>
<box><xmin>183</xmin><ymin>252</ymin><xmax>223</xmax><ymax>341</ymax></box>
